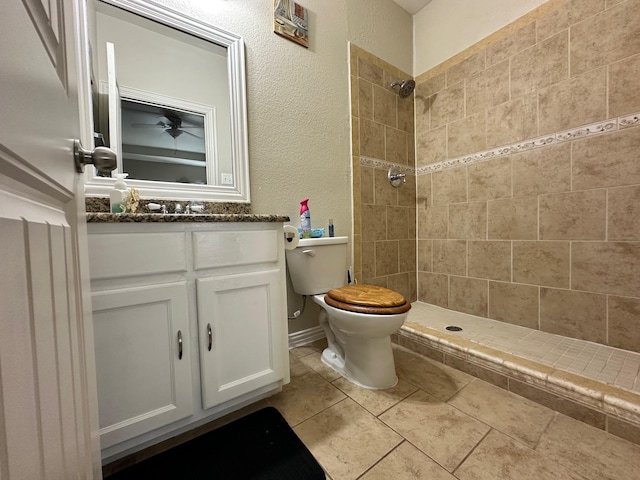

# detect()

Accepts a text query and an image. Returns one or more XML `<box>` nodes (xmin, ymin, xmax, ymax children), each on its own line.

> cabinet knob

<box><xmin>177</xmin><ymin>330</ymin><xmax>183</xmax><ymax>360</ymax></box>
<box><xmin>207</xmin><ymin>323</ymin><xmax>213</xmax><ymax>351</ymax></box>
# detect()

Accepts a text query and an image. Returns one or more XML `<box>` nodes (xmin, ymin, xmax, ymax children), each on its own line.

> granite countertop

<box><xmin>87</xmin><ymin>213</ymin><xmax>290</xmax><ymax>223</ymax></box>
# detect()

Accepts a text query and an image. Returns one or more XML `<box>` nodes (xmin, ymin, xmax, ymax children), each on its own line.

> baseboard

<box><xmin>288</xmin><ymin>325</ymin><xmax>325</xmax><ymax>349</ymax></box>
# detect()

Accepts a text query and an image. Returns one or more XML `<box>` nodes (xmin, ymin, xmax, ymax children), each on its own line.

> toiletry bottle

<box><xmin>300</xmin><ymin>198</ymin><xmax>311</xmax><ymax>238</ymax></box>
<box><xmin>328</xmin><ymin>218</ymin><xmax>334</xmax><ymax>237</ymax></box>
<box><xmin>110</xmin><ymin>173</ymin><xmax>130</xmax><ymax>213</ymax></box>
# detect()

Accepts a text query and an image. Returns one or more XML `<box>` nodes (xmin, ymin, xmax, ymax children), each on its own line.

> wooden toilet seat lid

<box><xmin>324</xmin><ymin>285</ymin><xmax>411</xmax><ymax>315</ymax></box>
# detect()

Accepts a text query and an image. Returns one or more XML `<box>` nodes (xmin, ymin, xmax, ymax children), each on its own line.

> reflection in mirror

<box><xmin>85</xmin><ymin>0</ymin><xmax>250</xmax><ymax>202</ymax></box>
<box><xmin>121</xmin><ymin>99</ymin><xmax>207</xmax><ymax>183</ymax></box>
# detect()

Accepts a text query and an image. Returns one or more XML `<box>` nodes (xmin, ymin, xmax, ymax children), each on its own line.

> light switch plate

<box><xmin>221</xmin><ymin>173</ymin><xmax>233</xmax><ymax>185</ymax></box>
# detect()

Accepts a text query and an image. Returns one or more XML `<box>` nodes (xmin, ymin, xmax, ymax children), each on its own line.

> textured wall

<box><xmin>350</xmin><ymin>45</ymin><xmax>417</xmax><ymax>302</ymax></box>
<box><xmin>148</xmin><ymin>0</ymin><xmax>412</xmax><ymax>332</ymax></box>
<box><xmin>414</xmin><ymin>0</ymin><xmax>640</xmax><ymax>353</ymax></box>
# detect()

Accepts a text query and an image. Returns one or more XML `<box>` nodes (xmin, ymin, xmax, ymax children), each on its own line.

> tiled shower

<box><xmin>351</xmin><ymin>0</ymin><xmax>640</xmax><ymax>355</ymax></box>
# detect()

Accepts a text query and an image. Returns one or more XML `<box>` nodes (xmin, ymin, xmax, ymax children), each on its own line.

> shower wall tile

<box><xmin>361</xmin><ymin>204</ymin><xmax>387</xmax><ymax>241</ymax></box>
<box><xmin>511</xmin><ymin>143</ymin><xmax>571</xmax><ymax>197</ymax></box>
<box><xmin>488</xmin><ymin>282</ymin><xmax>539</xmax><ymax>328</ymax></box>
<box><xmin>358</xmin><ymin>57</ymin><xmax>384</xmax><ymax>86</ymax></box>
<box><xmin>569</xmin><ymin>0</ymin><xmax>640</xmax><ymax>76</ymax></box>
<box><xmin>385</xmin><ymin>127</ymin><xmax>408</xmax><ymax>165</ymax></box>
<box><xmin>398</xmin><ymin>239</ymin><xmax>417</xmax><ymax>273</ymax></box>
<box><xmin>373</xmin><ymin>85</ymin><xmax>398</xmax><ymax>128</ymax></box>
<box><xmin>433</xmin><ymin>239</ymin><xmax>467</xmax><ymax>276</ymax></box>
<box><xmin>607</xmin><ymin>185</ymin><xmax>640</xmax><ymax>241</ymax></box>
<box><xmin>351</xmin><ymin>75</ymin><xmax>359</xmax><ymax>117</ymax></box>
<box><xmin>572</xmin><ymin>127</ymin><xmax>640</xmax><ymax>190</ymax></box>
<box><xmin>448</xmin><ymin>113</ymin><xmax>487</xmax><ymax>158</ymax></box>
<box><xmin>510</xmin><ymin>31</ymin><xmax>568</xmax><ymax>98</ymax></box>
<box><xmin>374</xmin><ymin>168</ymin><xmax>398</xmax><ymax>206</ymax></box>
<box><xmin>608</xmin><ymin>53</ymin><xmax>640</xmax><ymax>118</ymax></box>
<box><xmin>399</xmin><ymin>176</ymin><xmax>417</xmax><ymax>209</ymax></box>
<box><xmin>468</xmin><ymin>157</ymin><xmax>512</xmax><ymax>202</ymax></box>
<box><xmin>351</xmin><ymin>116</ymin><xmax>360</xmax><ymax>157</ymax></box>
<box><xmin>488</xmin><ymin>197</ymin><xmax>538</xmax><ymax>240</ymax></box>
<box><xmin>387</xmin><ymin>206</ymin><xmax>410</xmax><ymax>240</ymax></box>
<box><xmin>448</xmin><ymin>202</ymin><xmax>487</xmax><ymax>240</ymax></box>
<box><xmin>356</xmin><ymin>0</ymin><xmax>640</xmax><ymax>342</ymax></box>
<box><xmin>359</xmin><ymin>118</ymin><xmax>385</xmax><ymax>159</ymax></box>
<box><xmin>414</xmin><ymin>94</ymin><xmax>430</xmax><ymax>133</ymax></box>
<box><xmin>539</xmin><ymin>288</ymin><xmax>607</xmax><ymax>342</ymax></box>
<box><xmin>358</xmin><ymin>79</ymin><xmax>373</xmax><ymax>120</ymax></box>
<box><xmin>468</xmin><ymin>241</ymin><xmax>511</xmax><ymax>281</ymax></box>
<box><xmin>417</xmin><ymin>72</ymin><xmax>445</xmax><ymax>98</ymax></box>
<box><xmin>418</xmin><ymin>272</ymin><xmax>449</xmax><ymax>308</ymax></box>
<box><xmin>407</xmin><ymin>207</ymin><xmax>417</xmax><ymax>239</ymax></box>
<box><xmin>430</xmin><ymin>82</ymin><xmax>464</xmax><ymax>128</ymax></box>
<box><xmin>607</xmin><ymin>296</ymin><xmax>640</xmax><ymax>353</ymax></box>
<box><xmin>417</xmin><ymin>174</ymin><xmax>432</xmax><ymax>208</ymax></box>
<box><xmin>351</xmin><ymin>46</ymin><xmax>416</xmax><ymax>300</ymax></box>
<box><xmin>486</xmin><ymin>96</ymin><xmax>538</xmax><ymax>148</ymax></box>
<box><xmin>513</xmin><ymin>241</ymin><xmax>570</xmax><ymax>288</ymax></box>
<box><xmin>571</xmin><ymin>242</ymin><xmax>640</xmax><ymax>297</ymax></box>
<box><xmin>446</xmin><ymin>51</ymin><xmax>486</xmax><ymax>87</ymax></box>
<box><xmin>360</xmin><ymin>166</ymin><xmax>374</xmax><ymax>204</ymax></box>
<box><xmin>361</xmin><ymin>241</ymin><xmax>375</xmax><ymax>279</ymax></box>
<box><xmin>418</xmin><ymin>206</ymin><xmax>448</xmax><ymax>239</ymax></box>
<box><xmin>538</xmin><ymin>67</ymin><xmax>607</xmax><ymax>135</ymax></box>
<box><xmin>535</xmin><ymin>0</ymin><xmax>605</xmax><ymax>42</ymax></box>
<box><xmin>375</xmin><ymin>241</ymin><xmax>399</xmax><ymax>276</ymax></box>
<box><xmin>465</xmin><ymin>60</ymin><xmax>510</xmax><ymax>116</ymax></box>
<box><xmin>418</xmin><ymin>240</ymin><xmax>433</xmax><ymax>272</ymax></box>
<box><xmin>449</xmin><ymin>276</ymin><xmax>488</xmax><ymax>317</ymax></box>
<box><xmin>433</xmin><ymin>168</ymin><xmax>467</xmax><ymax>205</ymax></box>
<box><xmin>416</xmin><ymin>125</ymin><xmax>447</xmax><ymax>167</ymax></box>
<box><xmin>486</xmin><ymin>22</ymin><xmax>536</xmax><ymax>67</ymax></box>
<box><xmin>538</xmin><ymin>189</ymin><xmax>607</xmax><ymax>240</ymax></box>
<box><xmin>397</xmin><ymin>91</ymin><xmax>415</xmax><ymax>134</ymax></box>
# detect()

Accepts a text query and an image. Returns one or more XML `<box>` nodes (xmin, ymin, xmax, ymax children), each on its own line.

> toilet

<box><xmin>286</xmin><ymin>236</ymin><xmax>410</xmax><ymax>389</ymax></box>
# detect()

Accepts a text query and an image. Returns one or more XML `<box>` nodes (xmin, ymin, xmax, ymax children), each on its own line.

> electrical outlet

<box><xmin>221</xmin><ymin>173</ymin><xmax>233</xmax><ymax>185</ymax></box>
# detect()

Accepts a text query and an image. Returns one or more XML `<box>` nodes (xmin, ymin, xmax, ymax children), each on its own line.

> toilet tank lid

<box><xmin>297</xmin><ymin>236</ymin><xmax>348</xmax><ymax>247</ymax></box>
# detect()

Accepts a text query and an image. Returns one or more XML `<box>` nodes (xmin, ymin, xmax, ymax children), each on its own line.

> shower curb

<box><xmin>393</xmin><ymin>321</ymin><xmax>640</xmax><ymax>446</ymax></box>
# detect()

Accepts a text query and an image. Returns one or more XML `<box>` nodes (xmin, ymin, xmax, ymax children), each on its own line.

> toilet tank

<box><xmin>285</xmin><ymin>236</ymin><xmax>348</xmax><ymax>295</ymax></box>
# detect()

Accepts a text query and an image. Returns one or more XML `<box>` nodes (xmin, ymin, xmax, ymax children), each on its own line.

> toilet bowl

<box><xmin>285</xmin><ymin>236</ymin><xmax>410</xmax><ymax>389</ymax></box>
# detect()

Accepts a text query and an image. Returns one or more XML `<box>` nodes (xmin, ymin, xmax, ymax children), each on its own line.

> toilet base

<box><xmin>320</xmin><ymin>336</ymin><xmax>399</xmax><ymax>390</ymax></box>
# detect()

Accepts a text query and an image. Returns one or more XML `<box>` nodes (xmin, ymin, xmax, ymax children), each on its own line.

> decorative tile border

<box><xmin>359</xmin><ymin>157</ymin><xmax>415</xmax><ymax>176</ymax></box>
<box><xmin>412</xmin><ymin>111</ymin><xmax>640</xmax><ymax>176</ymax></box>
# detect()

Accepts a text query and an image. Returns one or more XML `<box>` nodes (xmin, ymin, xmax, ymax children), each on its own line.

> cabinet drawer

<box><xmin>89</xmin><ymin>232</ymin><xmax>187</xmax><ymax>279</ymax></box>
<box><xmin>193</xmin><ymin>230</ymin><xmax>278</xmax><ymax>270</ymax></box>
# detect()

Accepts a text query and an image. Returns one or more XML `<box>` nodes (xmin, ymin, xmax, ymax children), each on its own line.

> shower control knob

<box><xmin>388</xmin><ymin>167</ymin><xmax>406</xmax><ymax>188</ymax></box>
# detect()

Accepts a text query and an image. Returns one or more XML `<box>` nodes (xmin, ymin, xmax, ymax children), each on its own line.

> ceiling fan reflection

<box><xmin>131</xmin><ymin>112</ymin><xmax>204</xmax><ymax>139</ymax></box>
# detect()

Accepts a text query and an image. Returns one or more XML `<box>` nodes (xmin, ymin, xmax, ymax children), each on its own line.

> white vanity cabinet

<box><xmin>87</xmin><ymin>220</ymin><xmax>289</xmax><ymax>461</ymax></box>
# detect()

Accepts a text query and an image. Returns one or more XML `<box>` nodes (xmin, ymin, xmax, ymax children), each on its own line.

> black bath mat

<box><xmin>107</xmin><ymin>407</ymin><xmax>325</xmax><ymax>480</ymax></box>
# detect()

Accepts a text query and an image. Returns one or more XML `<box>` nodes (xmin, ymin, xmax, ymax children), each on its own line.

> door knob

<box><xmin>74</xmin><ymin>139</ymin><xmax>117</xmax><ymax>173</ymax></box>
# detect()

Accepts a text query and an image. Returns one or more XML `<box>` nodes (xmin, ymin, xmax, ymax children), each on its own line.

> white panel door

<box><xmin>197</xmin><ymin>270</ymin><xmax>286</xmax><ymax>409</ymax></box>
<box><xmin>91</xmin><ymin>282</ymin><xmax>193</xmax><ymax>448</ymax></box>
<box><xmin>0</xmin><ymin>0</ymin><xmax>101</xmax><ymax>479</ymax></box>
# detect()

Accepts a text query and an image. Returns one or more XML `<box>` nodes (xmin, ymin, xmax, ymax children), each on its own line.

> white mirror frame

<box><xmin>85</xmin><ymin>0</ymin><xmax>250</xmax><ymax>203</ymax></box>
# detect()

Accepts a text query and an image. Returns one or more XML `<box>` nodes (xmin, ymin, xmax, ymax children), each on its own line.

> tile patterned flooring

<box><xmin>263</xmin><ymin>340</ymin><xmax>640</xmax><ymax>480</ymax></box>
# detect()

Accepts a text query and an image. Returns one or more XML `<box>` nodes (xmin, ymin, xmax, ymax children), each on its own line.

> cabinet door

<box><xmin>197</xmin><ymin>270</ymin><xmax>285</xmax><ymax>409</ymax></box>
<box><xmin>92</xmin><ymin>282</ymin><xmax>192</xmax><ymax>448</ymax></box>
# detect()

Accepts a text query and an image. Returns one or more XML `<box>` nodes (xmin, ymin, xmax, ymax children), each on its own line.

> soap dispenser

<box><xmin>110</xmin><ymin>173</ymin><xmax>129</xmax><ymax>213</ymax></box>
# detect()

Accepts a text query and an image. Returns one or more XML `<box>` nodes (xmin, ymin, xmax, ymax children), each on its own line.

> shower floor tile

<box><xmin>406</xmin><ymin>302</ymin><xmax>640</xmax><ymax>395</ymax></box>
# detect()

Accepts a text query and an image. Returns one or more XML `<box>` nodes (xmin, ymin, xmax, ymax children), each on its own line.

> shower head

<box><xmin>390</xmin><ymin>79</ymin><xmax>416</xmax><ymax>98</ymax></box>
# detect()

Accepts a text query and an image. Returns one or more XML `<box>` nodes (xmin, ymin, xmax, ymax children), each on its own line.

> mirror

<box><xmin>85</xmin><ymin>0</ymin><xmax>250</xmax><ymax>202</ymax></box>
